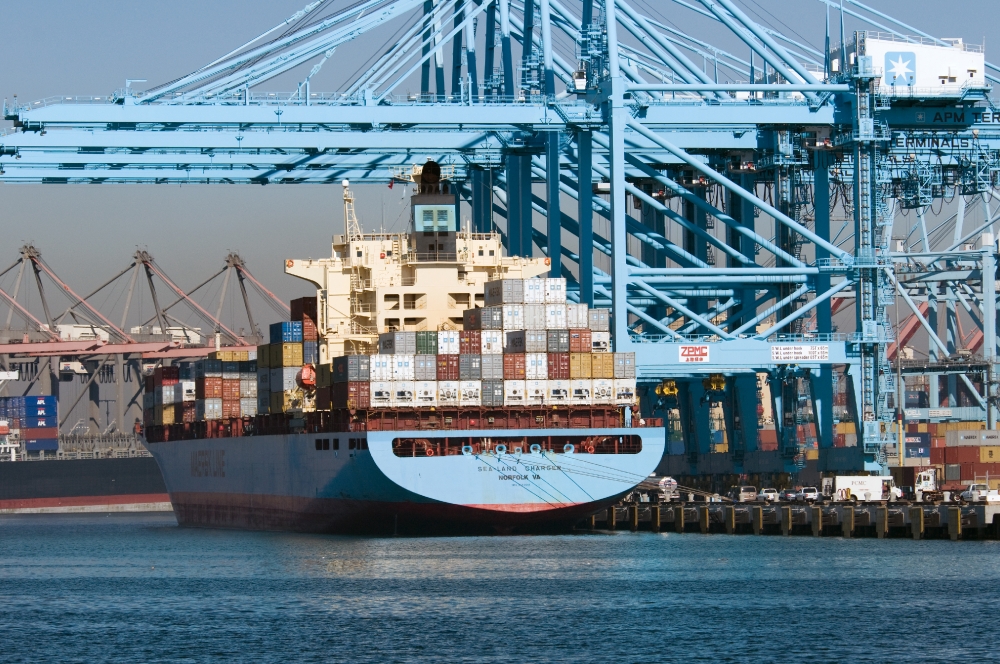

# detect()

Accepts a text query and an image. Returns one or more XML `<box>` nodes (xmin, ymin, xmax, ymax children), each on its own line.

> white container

<box><xmin>438</xmin><ymin>380</ymin><xmax>460</xmax><ymax>405</ymax></box>
<box><xmin>525</xmin><ymin>353</ymin><xmax>548</xmax><ymax>380</ymax></box>
<box><xmin>391</xmin><ymin>354</ymin><xmax>415</xmax><ymax>381</ymax></box>
<box><xmin>592</xmin><ymin>379</ymin><xmax>614</xmax><ymax>404</ymax></box>
<box><xmin>523</xmin><ymin>304</ymin><xmax>547</xmax><ymax>330</ymax></box>
<box><xmin>566</xmin><ymin>303</ymin><xmax>589</xmax><ymax>329</ymax></box>
<box><xmin>240</xmin><ymin>397</ymin><xmax>257</xmax><ymax>417</ymax></box>
<box><xmin>547</xmin><ymin>379</ymin><xmax>570</xmax><ymax>404</ymax></box>
<box><xmin>392</xmin><ymin>381</ymin><xmax>415</xmax><ymax>407</ymax></box>
<box><xmin>415</xmin><ymin>380</ymin><xmax>437</xmax><ymax>407</ymax></box>
<box><xmin>525</xmin><ymin>379</ymin><xmax>547</xmax><ymax>405</ymax></box>
<box><xmin>159</xmin><ymin>385</ymin><xmax>176</xmax><ymax>406</ymax></box>
<box><xmin>239</xmin><ymin>379</ymin><xmax>257</xmax><ymax>398</ymax></box>
<box><xmin>544</xmin><ymin>277</ymin><xmax>567</xmax><ymax>303</ymax></box>
<box><xmin>504</xmin><ymin>380</ymin><xmax>526</xmax><ymax>405</ymax></box>
<box><xmin>501</xmin><ymin>304</ymin><xmax>524</xmax><ymax>330</ymax></box>
<box><xmin>369</xmin><ymin>354</ymin><xmax>393</xmax><ymax>381</ymax></box>
<box><xmin>370</xmin><ymin>381</ymin><xmax>393</xmax><ymax>408</ymax></box>
<box><xmin>614</xmin><ymin>379</ymin><xmax>637</xmax><ymax>405</ymax></box>
<box><xmin>545</xmin><ymin>304</ymin><xmax>567</xmax><ymax>329</ymax></box>
<box><xmin>523</xmin><ymin>278</ymin><xmax>546</xmax><ymax>303</ymax></box>
<box><xmin>480</xmin><ymin>330</ymin><xmax>504</xmax><ymax>354</ymax></box>
<box><xmin>437</xmin><ymin>330</ymin><xmax>460</xmax><ymax>355</ymax></box>
<box><xmin>459</xmin><ymin>380</ymin><xmax>482</xmax><ymax>407</ymax></box>
<box><xmin>247</xmin><ymin>350</ymin><xmax>257</xmax><ymax>361</ymax></box>
<box><xmin>176</xmin><ymin>381</ymin><xmax>196</xmax><ymax>402</ymax></box>
<box><xmin>196</xmin><ymin>398</ymin><xmax>222</xmax><ymax>421</ymax></box>
<box><xmin>591</xmin><ymin>331</ymin><xmax>611</xmax><ymax>353</ymax></box>
<box><xmin>570</xmin><ymin>379</ymin><xmax>592</xmax><ymax>404</ymax></box>
<box><xmin>270</xmin><ymin>367</ymin><xmax>298</xmax><ymax>392</ymax></box>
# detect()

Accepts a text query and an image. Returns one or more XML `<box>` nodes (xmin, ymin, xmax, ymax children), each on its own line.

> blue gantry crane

<box><xmin>2</xmin><ymin>0</ymin><xmax>999</xmax><ymax>478</ymax></box>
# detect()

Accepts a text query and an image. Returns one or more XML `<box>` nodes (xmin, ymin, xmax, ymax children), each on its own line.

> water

<box><xmin>1</xmin><ymin>513</ymin><xmax>997</xmax><ymax>663</ymax></box>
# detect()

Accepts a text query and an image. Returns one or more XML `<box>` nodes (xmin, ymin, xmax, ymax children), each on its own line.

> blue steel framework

<box><xmin>2</xmin><ymin>0</ymin><xmax>998</xmax><ymax>475</ymax></box>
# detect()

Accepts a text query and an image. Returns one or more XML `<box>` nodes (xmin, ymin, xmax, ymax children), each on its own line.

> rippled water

<box><xmin>1</xmin><ymin>512</ymin><xmax>997</xmax><ymax>663</ymax></box>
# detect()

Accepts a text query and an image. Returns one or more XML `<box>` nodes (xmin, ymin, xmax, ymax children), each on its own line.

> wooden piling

<box><xmin>724</xmin><ymin>506</ymin><xmax>735</xmax><ymax>535</ymax></box>
<box><xmin>780</xmin><ymin>506</ymin><xmax>792</xmax><ymax>536</ymax></box>
<box><xmin>587</xmin><ymin>514</ymin><xmax>596</xmax><ymax>530</ymax></box>
<box><xmin>699</xmin><ymin>506</ymin><xmax>710</xmax><ymax>534</ymax></box>
<box><xmin>606</xmin><ymin>506</ymin><xmax>616</xmax><ymax>530</ymax></box>
<box><xmin>650</xmin><ymin>505</ymin><xmax>661</xmax><ymax>533</ymax></box>
<box><xmin>751</xmin><ymin>506</ymin><xmax>763</xmax><ymax>535</ymax></box>
<box><xmin>876</xmin><ymin>506</ymin><xmax>888</xmax><ymax>539</ymax></box>
<box><xmin>629</xmin><ymin>504</ymin><xmax>639</xmax><ymax>531</ymax></box>
<box><xmin>842</xmin><ymin>507</ymin><xmax>854</xmax><ymax>538</ymax></box>
<box><xmin>675</xmin><ymin>504</ymin><xmax>685</xmax><ymax>533</ymax></box>
<box><xmin>948</xmin><ymin>506</ymin><xmax>962</xmax><ymax>541</ymax></box>
<box><xmin>811</xmin><ymin>506</ymin><xmax>822</xmax><ymax>537</ymax></box>
<box><xmin>909</xmin><ymin>507</ymin><xmax>924</xmax><ymax>540</ymax></box>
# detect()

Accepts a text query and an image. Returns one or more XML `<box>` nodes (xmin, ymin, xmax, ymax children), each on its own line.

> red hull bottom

<box><xmin>0</xmin><ymin>493</ymin><xmax>172</xmax><ymax>512</ymax></box>
<box><xmin>170</xmin><ymin>491</ymin><xmax>618</xmax><ymax>535</ymax></box>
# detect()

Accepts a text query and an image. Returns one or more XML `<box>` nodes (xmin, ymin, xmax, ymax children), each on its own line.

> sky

<box><xmin>0</xmin><ymin>0</ymin><xmax>996</xmax><ymax>330</ymax></box>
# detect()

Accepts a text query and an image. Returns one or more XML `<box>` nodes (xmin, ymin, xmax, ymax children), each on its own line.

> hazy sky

<box><xmin>0</xmin><ymin>0</ymin><xmax>995</xmax><ymax>329</ymax></box>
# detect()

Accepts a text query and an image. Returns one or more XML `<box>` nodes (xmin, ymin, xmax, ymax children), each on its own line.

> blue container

<box><xmin>25</xmin><ymin>395</ymin><xmax>57</xmax><ymax>409</ymax></box>
<box><xmin>24</xmin><ymin>438</ymin><xmax>59</xmax><ymax>452</ymax></box>
<box><xmin>0</xmin><ymin>396</ymin><xmax>25</xmax><ymax>418</ymax></box>
<box><xmin>269</xmin><ymin>321</ymin><xmax>303</xmax><ymax>344</ymax></box>
<box><xmin>26</xmin><ymin>404</ymin><xmax>57</xmax><ymax>417</ymax></box>
<box><xmin>24</xmin><ymin>416</ymin><xmax>57</xmax><ymax>429</ymax></box>
<box><xmin>303</xmin><ymin>341</ymin><xmax>318</xmax><ymax>365</ymax></box>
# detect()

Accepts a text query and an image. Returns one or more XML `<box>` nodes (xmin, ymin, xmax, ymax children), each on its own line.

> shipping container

<box><xmin>257</xmin><ymin>393</ymin><xmax>270</xmax><ymax>415</ymax></box>
<box><xmin>274</xmin><ymin>343</ymin><xmax>303</xmax><ymax>367</ymax></box>
<box><xmin>196</xmin><ymin>398</ymin><xmax>223</xmax><ymax>421</ymax></box>
<box><xmin>591</xmin><ymin>332</ymin><xmax>611</xmax><ymax>353</ymax></box>
<box><xmin>391</xmin><ymin>354</ymin><xmax>415</xmax><ymax>381</ymax></box>
<box><xmin>240</xmin><ymin>397</ymin><xmax>257</xmax><ymax>418</ymax></box>
<box><xmin>222</xmin><ymin>361</ymin><xmax>240</xmax><ymax>379</ymax></box>
<box><xmin>570</xmin><ymin>379</ymin><xmax>592</xmax><ymax>403</ymax></box>
<box><xmin>464</xmin><ymin>306</ymin><xmax>503</xmax><ymax>330</ymax></box>
<box><xmin>437</xmin><ymin>330</ymin><xmax>460</xmax><ymax>355</ymax></box>
<box><xmin>414</xmin><ymin>355</ymin><xmax>437</xmax><ymax>381</ymax></box>
<box><xmin>546</xmin><ymin>329</ymin><xmax>569</xmax><ymax>353</ymax></box>
<box><xmin>196</xmin><ymin>359</ymin><xmax>223</xmax><ymax>378</ymax></box>
<box><xmin>256</xmin><ymin>345</ymin><xmax>272</xmax><ymax>369</ymax></box>
<box><xmin>257</xmin><ymin>370</ymin><xmax>270</xmax><ymax>392</ymax></box>
<box><xmin>239</xmin><ymin>379</ymin><xmax>257</xmax><ymax>398</ymax></box>
<box><xmin>181</xmin><ymin>402</ymin><xmax>196</xmax><ymax>423</ymax></box>
<box><xmin>24</xmin><ymin>438</ymin><xmax>59</xmax><ymax>452</ymax></box>
<box><xmin>545</xmin><ymin>304</ymin><xmax>567</xmax><ymax>329</ymax></box>
<box><xmin>196</xmin><ymin>377</ymin><xmax>223</xmax><ymax>399</ymax></box>
<box><xmin>290</xmin><ymin>296</ymin><xmax>318</xmax><ymax>323</ymax></box>
<box><xmin>301</xmin><ymin>318</ymin><xmax>318</xmax><ymax>342</ymax></box>
<box><xmin>544</xmin><ymin>278</ymin><xmax>567</xmax><ymax>303</ymax></box>
<box><xmin>566</xmin><ymin>303</ymin><xmax>589</xmax><ymax>329</ymax></box>
<box><xmin>392</xmin><ymin>381</ymin><xmax>416</xmax><ymax>407</ymax></box>
<box><xmin>569</xmin><ymin>328</ymin><xmax>592</xmax><ymax>354</ymax></box>
<box><xmin>481</xmin><ymin>354</ymin><xmax>504</xmax><ymax>380</ymax></box>
<box><xmin>945</xmin><ymin>463</ymin><xmax>961</xmax><ymax>482</ymax></box>
<box><xmin>547</xmin><ymin>379</ymin><xmax>570</xmax><ymax>404</ymax></box>
<box><xmin>438</xmin><ymin>381</ymin><xmax>460</xmax><ymax>406</ymax></box>
<box><xmin>481</xmin><ymin>330</ymin><xmax>504</xmax><ymax>354</ymax></box>
<box><xmin>332</xmin><ymin>381</ymin><xmax>371</xmax><ymax>409</ymax></box>
<box><xmin>485</xmin><ymin>278</ymin><xmax>524</xmax><ymax>306</ymax></box>
<box><xmin>334</xmin><ymin>355</ymin><xmax>371</xmax><ymax>383</ymax></box>
<box><xmin>589</xmin><ymin>309</ymin><xmax>610</xmax><ymax>332</ymax></box>
<box><xmin>303</xmin><ymin>341</ymin><xmax>319</xmax><ymax>365</ymax></box>
<box><xmin>270</xmin><ymin>367</ymin><xmax>299</xmax><ymax>393</ymax></box>
<box><xmin>525</xmin><ymin>353</ymin><xmax>547</xmax><ymax>380</ymax></box>
<box><xmin>570</xmin><ymin>353</ymin><xmax>592</xmax><ymax>379</ymax></box>
<box><xmin>459</xmin><ymin>329</ymin><xmax>481</xmax><ymax>354</ymax></box>
<box><xmin>503</xmin><ymin>380</ymin><xmax>526</xmax><ymax>405</ymax></box>
<box><xmin>178</xmin><ymin>363</ymin><xmax>195</xmax><ymax>381</ymax></box>
<box><xmin>592</xmin><ymin>378</ymin><xmax>614</xmax><ymax>404</ymax></box>
<box><xmin>591</xmin><ymin>354</ymin><xmax>615</xmax><ymax>379</ymax></box>
<box><xmin>459</xmin><ymin>381</ymin><xmax>482</xmax><ymax>407</ymax></box>
<box><xmin>613</xmin><ymin>352</ymin><xmax>636</xmax><ymax>379</ymax></box>
<box><xmin>21</xmin><ymin>427</ymin><xmax>58</xmax><ymax>440</ymax></box>
<box><xmin>222</xmin><ymin>378</ymin><xmax>241</xmax><ymax>401</ymax></box>
<box><xmin>436</xmin><ymin>354</ymin><xmax>460</xmax><ymax>381</ymax></box>
<box><xmin>415</xmin><ymin>331</ymin><xmax>439</xmax><ymax>355</ymax></box>
<box><xmin>548</xmin><ymin>353</ymin><xmax>570</xmax><ymax>380</ymax></box>
<box><xmin>504</xmin><ymin>330</ymin><xmax>527</xmax><ymax>354</ymax></box>
<box><xmin>269</xmin><ymin>321</ymin><xmax>303</xmax><ymax>344</ymax></box>
<box><xmin>947</xmin><ymin>430</ymin><xmax>988</xmax><ymax>446</ymax></box>
<box><xmin>524</xmin><ymin>304</ymin><xmax>547</xmax><ymax>330</ymax></box>
<box><xmin>504</xmin><ymin>330</ymin><xmax>546</xmax><ymax>353</ymax></box>
<box><xmin>379</xmin><ymin>331</ymin><xmax>416</xmax><ymax>355</ymax></box>
<box><xmin>482</xmin><ymin>380</ymin><xmax>504</xmax><ymax>407</ymax></box>
<box><xmin>459</xmin><ymin>354</ymin><xmax>482</xmax><ymax>381</ymax></box>
<box><xmin>370</xmin><ymin>381</ymin><xmax>393</xmax><ymax>408</ymax></box>
<box><xmin>981</xmin><ymin>446</ymin><xmax>1000</xmax><ymax>463</ymax></box>
<box><xmin>415</xmin><ymin>381</ymin><xmax>438</xmax><ymax>407</ymax></box>
<box><xmin>503</xmin><ymin>354</ymin><xmax>526</xmax><ymax>380</ymax></box>
<box><xmin>614</xmin><ymin>379</ymin><xmax>637</xmax><ymax>406</ymax></box>
<box><xmin>523</xmin><ymin>278</ymin><xmax>545</xmax><ymax>303</ymax></box>
<box><xmin>315</xmin><ymin>386</ymin><xmax>331</xmax><ymax>411</ymax></box>
<box><xmin>525</xmin><ymin>379</ymin><xmax>547</xmax><ymax>405</ymax></box>
<box><xmin>502</xmin><ymin>304</ymin><xmax>524</xmax><ymax>330</ymax></box>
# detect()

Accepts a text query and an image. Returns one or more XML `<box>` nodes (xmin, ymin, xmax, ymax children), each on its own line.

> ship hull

<box><xmin>147</xmin><ymin>427</ymin><xmax>664</xmax><ymax>534</ymax></box>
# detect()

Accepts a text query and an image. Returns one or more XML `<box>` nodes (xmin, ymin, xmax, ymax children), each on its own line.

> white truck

<box><xmin>959</xmin><ymin>483</ymin><xmax>1000</xmax><ymax>503</ymax></box>
<box><xmin>834</xmin><ymin>475</ymin><xmax>902</xmax><ymax>502</ymax></box>
<box><xmin>914</xmin><ymin>469</ymin><xmax>944</xmax><ymax>502</ymax></box>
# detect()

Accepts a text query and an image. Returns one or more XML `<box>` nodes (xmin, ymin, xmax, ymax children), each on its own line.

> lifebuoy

<box><xmin>286</xmin><ymin>259</ymin><xmax>294</xmax><ymax>268</ymax></box>
<box><xmin>462</xmin><ymin>445</ymin><xmax>474</xmax><ymax>455</ymax></box>
<box><xmin>586</xmin><ymin>444</ymin><xmax>595</xmax><ymax>454</ymax></box>
<box><xmin>529</xmin><ymin>443</ymin><xmax>542</xmax><ymax>454</ymax></box>
<box><xmin>563</xmin><ymin>443</ymin><xmax>575</xmax><ymax>453</ymax></box>
<box><xmin>495</xmin><ymin>444</ymin><xmax>508</xmax><ymax>455</ymax></box>
<box><xmin>544</xmin><ymin>257</ymin><xmax>551</xmax><ymax>265</ymax></box>
<box><xmin>425</xmin><ymin>447</ymin><xmax>435</xmax><ymax>457</ymax></box>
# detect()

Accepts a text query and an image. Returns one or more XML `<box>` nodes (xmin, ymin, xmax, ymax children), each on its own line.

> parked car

<box><xmin>758</xmin><ymin>488</ymin><xmax>779</xmax><ymax>502</ymax></box>
<box><xmin>736</xmin><ymin>486</ymin><xmax>757</xmax><ymax>502</ymax></box>
<box><xmin>778</xmin><ymin>488</ymin><xmax>799</xmax><ymax>501</ymax></box>
<box><xmin>798</xmin><ymin>487</ymin><xmax>820</xmax><ymax>502</ymax></box>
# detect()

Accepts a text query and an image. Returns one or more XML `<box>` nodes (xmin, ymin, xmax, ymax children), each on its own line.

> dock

<box><xmin>583</xmin><ymin>502</ymin><xmax>1000</xmax><ymax>540</ymax></box>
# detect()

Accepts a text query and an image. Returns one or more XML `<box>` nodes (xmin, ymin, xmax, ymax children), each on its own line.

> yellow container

<box><xmin>569</xmin><ymin>353</ymin><xmax>592</xmax><ymax>379</ymax></box>
<box><xmin>591</xmin><ymin>354</ymin><xmax>614</xmax><ymax>379</ymax></box>
<box><xmin>806</xmin><ymin>449</ymin><xmax>819</xmax><ymax>461</ymax></box>
<box><xmin>232</xmin><ymin>351</ymin><xmax>249</xmax><ymax>361</ymax></box>
<box><xmin>257</xmin><ymin>344</ymin><xmax>271</xmax><ymax>369</ymax></box>
<box><xmin>317</xmin><ymin>363</ymin><xmax>332</xmax><ymax>388</ymax></box>
<box><xmin>917</xmin><ymin>423</ymin><xmax>928</xmax><ymax>433</ymax></box>
<box><xmin>836</xmin><ymin>422</ymin><xmax>856</xmax><ymax>434</ymax></box>
<box><xmin>276</xmin><ymin>343</ymin><xmax>303</xmax><ymax>367</ymax></box>
<box><xmin>980</xmin><ymin>446</ymin><xmax>1000</xmax><ymax>463</ymax></box>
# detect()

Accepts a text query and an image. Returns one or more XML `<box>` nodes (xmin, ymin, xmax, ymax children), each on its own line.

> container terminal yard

<box><xmin>2</xmin><ymin>0</ymin><xmax>1000</xmax><ymax>529</ymax></box>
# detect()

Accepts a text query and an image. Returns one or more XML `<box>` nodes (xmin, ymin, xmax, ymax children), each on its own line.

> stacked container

<box><xmin>4</xmin><ymin>396</ymin><xmax>59</xmax><ymax>451</ymax></box>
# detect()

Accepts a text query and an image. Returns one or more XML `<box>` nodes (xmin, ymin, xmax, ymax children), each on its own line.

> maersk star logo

<box><xmin>885</xmin><ymin>51</ymin><xmax>916</xmax><ymax>86</ymax></box>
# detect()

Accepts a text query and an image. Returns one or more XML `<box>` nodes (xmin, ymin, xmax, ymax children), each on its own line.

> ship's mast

<box><xmin>342</xmin><ymin>179</ymin><xmax>362</xmax><ymax>242</ymax></box>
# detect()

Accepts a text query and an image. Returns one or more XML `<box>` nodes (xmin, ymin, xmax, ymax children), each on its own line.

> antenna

<box><xmin>342</xmin><ymin>180</ymin><xmax>362</xmax><ymax>241</ymax></box>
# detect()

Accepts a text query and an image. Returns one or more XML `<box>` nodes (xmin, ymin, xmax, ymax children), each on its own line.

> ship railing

<box><xmin>401</xmin><ymin>252</ymin><xmax>459</xmax><ymax>264</ymax></box>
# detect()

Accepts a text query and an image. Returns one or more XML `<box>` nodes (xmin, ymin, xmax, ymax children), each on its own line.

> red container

<box><xmin>459</xmin><ymin>330</ymin><xmax>481</xmax><ymax>355</ymax></box>
<box><xmin>930</xmin><ymin>447</ymin><xmax>945</xmax><ymax>465</ymax></box>
<box><xmin>301</xmin><ymin>318</ymin><xmax>318</xmax><ymax>342</ymax></box>
<box><xmin>290</xmin><ymin>297</ymin><xmax>318</xmax><ymax>322</ymax></box>
<box><xmin>196</xmin><ymin>377</ymin><xmax>223</xmax><ymax>399</ymax></box>
<box><xmin>21</xmin><ymin>426</ymin><xmax>58</xmax><ymax>439</ymax></box>
<box><xmin>758</xmin><ymin>440</ymin><xmax>778</xmax><ymax>452</ymax></box>
<box><xmin>906</xmin><ymin>423</ymin><xmax>918</xmax><ymax>433</ymax></box>
<box><xmin>568</xmin><ymin>328</ymin><xmax>592</xmax><ymax>353</ymax></box>
<box><xmin>182</xmin><ymin>402</ymin><xmax>196</xmax><ymax>423</ymax></box>
<box><xmin>547</xmin><ymin>353</ymin><xmax>570</xmax><ymax>380</ymax></box>
<box><xmin>144</xmin><ymin>375</ymin><xmax>155</xmax><ymax>394</ymax></box>
<box><xmin>316</xmin><ymin>386</ymin><xmax>331</xmax><ymax>411</ymax></box>
<box><xmin>503</xmin><ymin>354</ymin><xmax>526</xmax><ymax>380</ymax></box>
<box><xmin>222</xmin><ymin>379</ymin><xmax>241</xmax><ymax>400</ymax></box>
<box><xmin>834</xmin><ymin>433</ymin><xmax>846</xmax><ymax>448</ymax></box>
<box><xmin>932</xmin><ymin>437</ymin><xmax>946</xmax><ymax>448</ymax></box>
<box><xmin>333</xmin><ymin>382</ymin><xmax>370</xmax><ymax>409</ymax></box>
<box><xmin>222</xmin><ymin>399</ymin><xmax>240</xmax><ymax>419</ymax></box>
<box><xmin>436</xmin><ymin>354</ymin><xmax>459</xmax><ymax>381</ymax></box>
<box><xmin>946</xmin><ymin>446</ymin><xmax>980</xmax><ymax>464</ymax></box>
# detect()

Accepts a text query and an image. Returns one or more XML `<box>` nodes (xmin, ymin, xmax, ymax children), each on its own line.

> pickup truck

<box><xmin>959</xmin><ymin>484</ymin><xmax>1000</xmax><ymax>503</ymax></box>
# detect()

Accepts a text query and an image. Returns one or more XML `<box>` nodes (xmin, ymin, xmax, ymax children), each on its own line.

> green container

<box><xmin>415</xmin><ymin>331</ymin><xmax>439</xmax><ymax>355</ymax></box>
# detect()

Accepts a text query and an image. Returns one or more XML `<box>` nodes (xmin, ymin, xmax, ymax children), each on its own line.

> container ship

<box><xmin>142</xmin><ymin>166</ymin><xmax>665</xmax><ymax>534</ymax></box>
